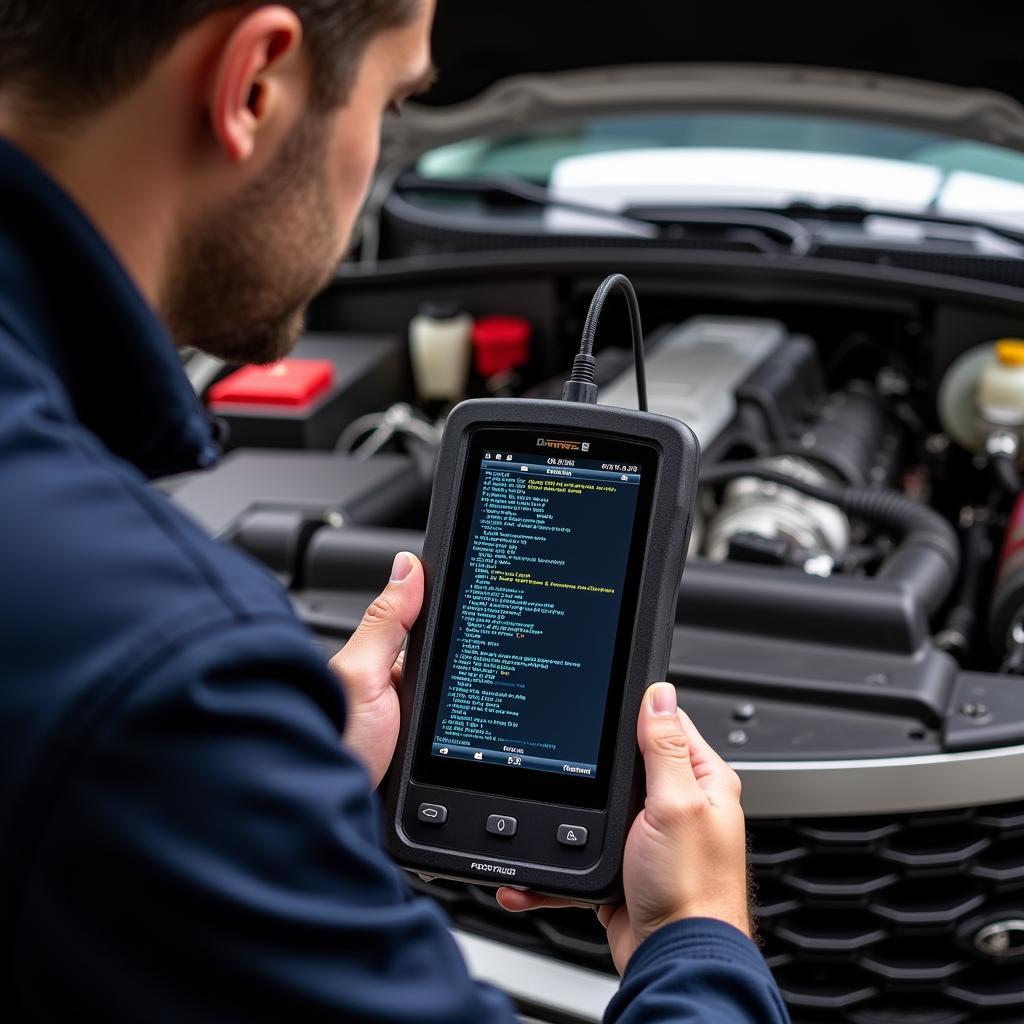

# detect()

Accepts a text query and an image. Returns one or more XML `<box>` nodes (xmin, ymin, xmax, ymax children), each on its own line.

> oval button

<box><xmin>417</xmin><ymin>802</ymin><xmax>448</xmax><ymax>825</ymax></box>
<box><xmin>486</xmin><ymin>814</ymin><xmax>518</xmax><ymax>838</ymax></box>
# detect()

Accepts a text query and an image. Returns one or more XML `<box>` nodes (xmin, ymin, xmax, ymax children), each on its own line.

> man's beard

<box><xmin>162</xmin><ymin>114</ymin><xmax>341</xmax><ymax>365</ymax></box>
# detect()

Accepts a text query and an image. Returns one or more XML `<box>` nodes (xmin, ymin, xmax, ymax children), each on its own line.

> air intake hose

<box><xmin>700</xmin><ymin>463</ymin><xmax>960</xmax><ymax>615</ymax></box>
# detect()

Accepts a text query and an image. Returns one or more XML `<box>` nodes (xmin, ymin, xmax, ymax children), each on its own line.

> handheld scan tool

<box><xmin>386</xmin><ymin>276</ymin><xmax>699</xmax><ymax>901</ymax></box>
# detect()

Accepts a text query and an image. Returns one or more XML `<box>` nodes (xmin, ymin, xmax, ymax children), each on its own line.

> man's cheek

<box><xmin>334</xmin><ymin>135</ymin><xmax>379</xmax><ymax>229</ymax></box>
<box><xmin>347</xmin><ymin>118</ymin><xmax>380</xmax><ymax>196</ymax></box>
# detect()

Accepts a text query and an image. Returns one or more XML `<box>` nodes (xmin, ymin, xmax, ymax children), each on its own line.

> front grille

<box><xmin>409</xmin><ymin>800</ymin><xmax>1024</xmax><ymax>1023</ymax></box>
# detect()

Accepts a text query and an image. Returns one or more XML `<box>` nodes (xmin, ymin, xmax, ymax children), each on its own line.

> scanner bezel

<box><xmin>386</xmin><ymin>399</ymin><xmax>699</xmax><ymax>901</ymax></box>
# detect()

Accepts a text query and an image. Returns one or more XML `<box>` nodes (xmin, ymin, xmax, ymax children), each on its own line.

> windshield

<box><xmin>413</xmin><ymin>112</ymin><xmax>1024</xmax><ymax>234</ymax></box>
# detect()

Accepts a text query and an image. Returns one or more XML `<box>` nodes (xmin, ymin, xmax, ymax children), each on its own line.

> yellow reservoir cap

<box><xmin>996</xmin><ymin>340</ymin><xmax>1024</xmax><ymax>367</ymax></box>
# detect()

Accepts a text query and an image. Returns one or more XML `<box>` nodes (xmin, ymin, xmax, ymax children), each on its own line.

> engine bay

<box><xmin>167</xmin><ymin>253</ymin><xmax>1024</xmax><ymax>1018</ymax></box>
<box><xmin>173</xmin><ymin>254</ymin><xmax>1024</xmax><ymax>771</ymax></box>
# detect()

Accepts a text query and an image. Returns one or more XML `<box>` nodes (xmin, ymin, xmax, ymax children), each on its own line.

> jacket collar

<box><xmin>0</xmin><ymin>137</ymin><xmax>220</xmax><ymax>479</ymax></box>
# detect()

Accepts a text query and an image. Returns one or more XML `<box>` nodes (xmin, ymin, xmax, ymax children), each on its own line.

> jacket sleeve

<box><xmin>12</xmin><ymin>616</ymin><xmax>518</xmax><ymax>1023</ymax></box>
<box><xmin>606</xmin><ymin>918</ymin><xmax>791</xmax><ymax>1024</ymax></box>
<box><xmin>13</xmin><ymin>612</ymin><xmax>788</xmax><ymax>1024</ymax></box>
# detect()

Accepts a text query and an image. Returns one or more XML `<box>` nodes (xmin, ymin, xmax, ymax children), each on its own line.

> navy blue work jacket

<box><xmin>0</xmin><ymin>137</ymin><xmax>788</xmax><ymax>1023</ymax></box>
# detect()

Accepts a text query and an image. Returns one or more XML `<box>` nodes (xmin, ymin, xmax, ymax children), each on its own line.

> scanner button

<box><xmin>417</xmin><ymin>803</ymin><xmax>448</xmax><ymax>825</ymax></box>
<box><xmin>557</xmin><ymin>824</ymin><xmax>589</xmax><ymax>847</ymax></box>
<box><xmin>486</xmin><ymin>814</ymin><xmax>518</xmax><ymax>838</ymax></box>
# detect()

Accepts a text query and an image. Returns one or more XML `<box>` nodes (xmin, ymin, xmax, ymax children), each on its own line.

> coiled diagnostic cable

<box><xmin>562</xmin><ymin>274</ymin><xmax>648</xmax><ymax>411</ymax></box>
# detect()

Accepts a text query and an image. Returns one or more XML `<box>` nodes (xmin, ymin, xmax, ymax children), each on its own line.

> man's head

<box><xmin>0</xmin><ymin>2</ymin><xmax>436</xmax><ymax>362</ymax></box>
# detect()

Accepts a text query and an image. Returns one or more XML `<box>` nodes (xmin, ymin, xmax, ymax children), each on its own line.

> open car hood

<box><xmin>384</xmin><ymin>64</ymin><xmax>1024</xmax><ymax>169</ymax></box>
<box><xmin>424</xmin><ymin>2</ymin><xmax>1024</xmax><ymax>111</ymax></box>
<box><xmin>381</xmin><ymin>3</ymin><xmax>1024</xmax><ymax>166</ymax></box>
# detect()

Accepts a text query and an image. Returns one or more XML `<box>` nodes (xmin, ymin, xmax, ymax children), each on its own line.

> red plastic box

<box><xmin>208</xmin><ymin>359</ymin><xmax>335</xmax><ymax>409</ymax></box>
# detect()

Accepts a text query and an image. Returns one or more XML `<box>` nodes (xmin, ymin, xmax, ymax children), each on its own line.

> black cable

<box><xmin>992</xmin><ymin>453</ymin><xmax>1023</xmax><ymax>498</ymax></box>
<box><xmin>936</xmin><ymin>517</ymin><xmax>993</xmax><ymax>662</ymax></box>
<box><xmin>562</xmin><ymin>274</ymin><xmax>648</xmax><ymax>410</ymax></box>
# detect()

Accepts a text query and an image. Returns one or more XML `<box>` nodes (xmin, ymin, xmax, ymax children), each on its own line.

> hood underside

<box><xmin>424</xmin><ymin>1</ymin><xmax>1024</xmax><ymax>111</ymax></box>
<box><xmin>383</xmin><ymin>62</ymin><xmax>1024</xmax><ymax>171</ymax></box>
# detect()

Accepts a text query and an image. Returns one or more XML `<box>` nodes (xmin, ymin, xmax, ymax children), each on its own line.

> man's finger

<box><xmin>677</xmin><ymin>707</ymin><xmax>742</xmax><ymax>804</ymax></box>
<box><xmin>496</xmin><ymin>888</ymin><xmax>591</xmax><ymax>912</ymax></box>
<box><xmin>332</xmin><ymin>553</ymin><xmax>423</xmax><ymax>690</ymax></box>
<box><xmin>637</xmin><ymin>683</ymin><xmax>706</xmax><ymax>828</ymax></box>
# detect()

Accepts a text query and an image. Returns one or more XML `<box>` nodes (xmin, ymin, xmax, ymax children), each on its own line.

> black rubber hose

<box><xmin>700</xmin><ymin>462</ymin><xmax>961</xmax><ymax>614</ymax></box>
<box><xmin>992</xmin><ymin>453</ymin><xmax>1023</xmax><ymax>498</ymax></box>
<box><xmin>936</xmin><ymin>518</ymin><xmax>992</xmax><ymax>661</ymax></box>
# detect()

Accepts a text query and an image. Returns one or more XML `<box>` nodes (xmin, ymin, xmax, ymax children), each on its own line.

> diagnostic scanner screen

<box><xmin>431</xmin><ymin>448</ymin><xmax>642</xmax><ymax>779</ymax></box>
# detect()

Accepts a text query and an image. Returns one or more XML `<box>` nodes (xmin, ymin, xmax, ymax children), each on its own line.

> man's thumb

<box><xmin>340</xmin><ymin>552</ymin><xmax>424</xmax><ymax>677</ymax></box>
<box><xmin>637</xmin><ymin>683</ymin><xmax>705</xmax><ymax>823</ymax></box>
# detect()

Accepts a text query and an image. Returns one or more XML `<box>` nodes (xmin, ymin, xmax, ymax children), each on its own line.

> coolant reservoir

<box><xmin>978</xmin><ymin>340</ymin><xmax>1024</xmax><ymax>428</ymax></box>
<box><xmin>938</xmin><ymin>339</ymin><xmax>1024</xmax><ymax>452</ymax></box>
<box><xmin>409</xmin><ymin>302</ymin><xmax>474</xmax><ymax>403</ymax></box>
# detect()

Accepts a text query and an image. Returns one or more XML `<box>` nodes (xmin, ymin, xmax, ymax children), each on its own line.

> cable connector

<box><xmin>561</xmin><ymin>352</ymin><xmax>599</xmax><ymax>404</ymax></box>
<box><xmin>561</xmin><ymin>274</ymin><xmax>648</xmax><ymax>410</ymax></box>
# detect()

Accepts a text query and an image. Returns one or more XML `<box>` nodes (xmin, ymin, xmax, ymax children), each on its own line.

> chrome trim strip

<box><xmin>453</xmin><ymin>929</ymin><xmax>614</xmax><ymax>1022</ymax></box>
<box><xmin>735</xmin><ymin>743</ymin><xmax>1024</xmax><ymax>817</ymax></box>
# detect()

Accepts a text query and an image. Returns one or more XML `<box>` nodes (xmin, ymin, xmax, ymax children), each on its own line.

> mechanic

<box><xmin>0</xmin><ymin>3</ymin><xmax>788</xmax><ymax>1021</ymax></box>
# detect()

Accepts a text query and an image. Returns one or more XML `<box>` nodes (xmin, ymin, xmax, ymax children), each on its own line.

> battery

<box><xmin>207</xmin><ymin>333</ymin><xmax>408</xmax><ymax>451</ymax></box>
<box><xmin>209</xmin><ymin>360</ymin><xmax>335</xmax><ymax>408</ymax></box>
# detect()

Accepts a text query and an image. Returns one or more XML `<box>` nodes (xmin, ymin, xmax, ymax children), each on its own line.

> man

<box><xmin>0</xmin><ymin>2</ymin><xmax>789</xmax><ymax>1021</ymax></box>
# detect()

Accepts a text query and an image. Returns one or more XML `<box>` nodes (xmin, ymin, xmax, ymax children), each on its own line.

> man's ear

<box><xmin>207</xmin><ymin>5</ymin><xmax>305</xmax><ymax>164</ymax></box>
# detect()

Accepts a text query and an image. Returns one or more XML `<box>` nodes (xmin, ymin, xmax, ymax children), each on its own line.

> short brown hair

<box><xmin>0</xmin><ymin>1</ymin><xmax>420</xmax><ymax>115</ymax></box>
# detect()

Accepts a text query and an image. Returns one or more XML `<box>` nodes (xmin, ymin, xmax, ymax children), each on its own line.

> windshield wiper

<box><xmin>783</xmin><ymin>202</ymin><xmax>1024</xmax><ymax>259</ymax></box>
<box><xmin>621</xmin><ymin>204</ymin><xmax>814</xmax><ymax>256</ymax></box>
<box><xmin>395</xmin><ymin>171</ymin><xmax>659</xmax><ymax>237</ymax></box>
<box><xmin>394</xmin><ymin>173</ymin><xmax>814</xmax><ymax>255</ymax></box>
<box><xmin>395</xmin><ymin>174</ymin><xmax>1024</xmax><ymax>262</ymax></box>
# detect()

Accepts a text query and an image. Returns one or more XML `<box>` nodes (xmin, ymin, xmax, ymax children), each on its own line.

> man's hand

<box><xmin>329</xmin><ymin>552</ymin><xmax>424</xmax><ymax>788</ymax></box>
<box><xmin>497</xmin><ymin>682</ymin><xmax>750</xmax><ymax>974</ymax></box>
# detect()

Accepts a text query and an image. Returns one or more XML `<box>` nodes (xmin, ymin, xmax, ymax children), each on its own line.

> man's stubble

<box><xmin>162</xmin><ymin>113</ymin><xmax>341</xmax><ymax>365</ymax></box>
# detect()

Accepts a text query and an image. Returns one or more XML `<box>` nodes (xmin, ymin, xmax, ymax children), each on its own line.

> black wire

<box><xmin>577</xmin><ymin>274</ymin><xmax>648</xmax><ymax>411</ymax></box>
<box><xmin>938</xmin><ymin>517</ymin><xmax>993</xmax><ymax>662</ymax></box>
<box><xmin>992</xmin><ymin>453</ymin><xmax>1023</xmax><ymax>498</ymax></box>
